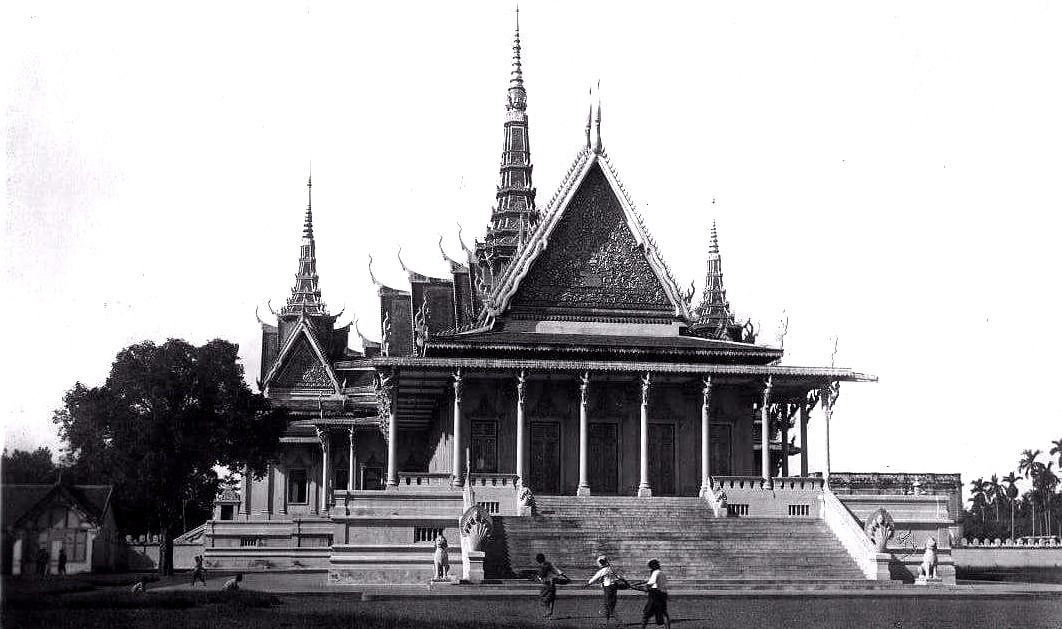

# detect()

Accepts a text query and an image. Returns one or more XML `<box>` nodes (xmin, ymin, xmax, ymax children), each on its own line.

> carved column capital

<box><xmin>315</xmin><ymin>426</ymin><xmax>330</xmax><ymax>450</ymax></box>
<box><xmin>579</xmin><ymin>371</ymin><xmax>591</xmax><ymax>406</ymax></box>
<box><xmin>453</xmin><ymin>368</ymin><xmax>464</xmax><ymax>402</ymax></box>
<box><xmin>348</xmin><ymin>425</ymin><xmax>356</xmax><ymax>444</ymax></box>
<box><xmin>821</xmin><ymin>380</ymin><xmax>840</xmax><ymax>414</ymax></box>
<box><xmin>761</xmin><ymin>375</ymin><xmax>773</xmax><ymax>407</ymax></box>
<box><xmin>516</xmin><ymin>370</ymin><xmax>527</xmax><ymax>405</ymax></box>
<box><xmin>374</xmin><ymin>369</ymin><xmax>396</xmax><ymax>410</ymax></box>
<box><xmin>641</xmin><ymin>372</ymin><xmax>651</xmax><ymax>407</ymax></box>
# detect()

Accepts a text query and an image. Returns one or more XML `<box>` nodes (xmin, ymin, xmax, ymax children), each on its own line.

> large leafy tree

<box><xmin>1</xmin><ymin>447</ymin><xmax>58</xmax><ymax>483</ymax></box>
<box><xmin>53</xmin><ymin>338</ymin><xmax>288</xmax><ymax>574</ymax></box>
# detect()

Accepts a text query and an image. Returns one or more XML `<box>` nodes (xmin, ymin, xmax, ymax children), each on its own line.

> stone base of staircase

<box><xmin>488</xmin><ymin>495</ymin><xmax>867</xmax><ymax>585</ymax></box>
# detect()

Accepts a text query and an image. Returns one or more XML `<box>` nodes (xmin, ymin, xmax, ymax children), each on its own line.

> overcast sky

<box><xmin>3</xmin><ymin>1</ymin><xmax>1061</xmax><ymax>496</ymax></box>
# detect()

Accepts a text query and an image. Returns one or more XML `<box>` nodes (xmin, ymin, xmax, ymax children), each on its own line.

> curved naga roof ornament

<box><xmin>367</xmin><ymin>253</ymin><xmax>382</xmax><ymax>288</ymax></box>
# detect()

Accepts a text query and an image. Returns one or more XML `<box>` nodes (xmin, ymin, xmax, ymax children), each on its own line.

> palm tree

<box><xmin>987</xmin><ymin>474</ymin><xmax>1002</xmax><ymax>529</ymax></box>
<box><xmin>1002</xmin><ymin>471</ymin><xmax>1019</xmax><ymax>538</ymax></box>
<box><xmin>1051</xmin><ymin>438</ymin><xmax>1062</xmax><ymax>468</ymax></box>
<box><xmin>1036</xmin><ymin>461</ymin><xmax>1057</xmax><ymax>536</ymax></box>
<box><xmin>1019</xmin><ymin>450</ymin><xmax>1041</xmax><ymax>536</ymax></box>
<box><xmin>969</xmin><ymin>477</ymin><xmax>987</xmax><ymax>526</ymax></box>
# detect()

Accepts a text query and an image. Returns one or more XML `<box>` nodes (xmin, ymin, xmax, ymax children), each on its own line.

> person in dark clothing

<box><xmin>535</xmin><ymin>553</ymin><xmax>570</xmax><ymax>619</ymax></box>
<box><xmin>634</xmin><ymin>559</ymin><xmax>670</xmax><ymax>629</ymax></box>
<box><xmin>57</xmin><ymin>547</ymin><xmax>67</xmax><ymax>575</ymax></box>
<box><xmin>190</xmin><ymin>554</ymin><xmax>207</xmax><ymax>587</ymax></box>
<box><xmin>35</xmin><ymin>547</ymin><xmax>48</xmax><ymax>576</ymax></box>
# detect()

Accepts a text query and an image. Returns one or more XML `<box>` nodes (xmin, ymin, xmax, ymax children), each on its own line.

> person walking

<box><xmin>535</xmin><ymin>553</ymin><xmax>570</xmax><ymax>619</ymax></box>
<box><xmin>635</xmin><ymin>559</ymin><xmax>670</xmax><ymax>629</ymax></box>
<box><xmin>57</xmin><ymin>547</ymin><xmax>67</xmax><ymax>576</ymax></box>
<box><xmin>587</xmin><ymin>555</ymin><xmax>622</xmax><ymax>622</ymax></box>
<box><xmin>190</xmin><ymin>554</ymin><xmax>207</xmax><ymax>587</ymax></box>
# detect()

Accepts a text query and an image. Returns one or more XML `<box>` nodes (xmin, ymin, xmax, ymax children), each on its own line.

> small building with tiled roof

<box><xmin>1</xmin><ymin>481</ymin><xmax>117</xmax><ymax>575</ymax></box>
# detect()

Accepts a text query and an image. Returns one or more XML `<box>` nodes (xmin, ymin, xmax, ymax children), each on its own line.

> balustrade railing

<box><xmin>394</xmin><ymin>472</ymin><xmax>453</xmax><ymax>488</ymax></box>
<box><xmin>466</xmin><ymin>473</ymin><xmax>519</xmax><ymax>488</ymax></box>
<box><xmin>820</xmin><ymin>487</ymin><xmax>877</xmax><ymax>579</ymax></box>
<box><xmin>711</xmin><ymin>476</ymin><xmax>824</xmax><ymax>491</ymax></box>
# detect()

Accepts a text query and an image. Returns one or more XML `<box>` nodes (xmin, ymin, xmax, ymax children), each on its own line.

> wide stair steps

<box><xmin>486</xmin><ymin>495</ymin><xmax>868</xmax><ymax>587</ymax></box>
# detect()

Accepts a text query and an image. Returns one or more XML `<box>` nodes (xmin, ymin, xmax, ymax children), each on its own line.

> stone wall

<box><xmin>953</xmin><ymin>537</ymin><xmax>1062</xmax><ymax>569</ymax></box>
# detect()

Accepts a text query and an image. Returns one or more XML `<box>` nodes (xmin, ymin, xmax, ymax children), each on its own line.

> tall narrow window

<box><xmin>287</xmin><ymin>469</ymin><xmax>308</xmax><ymax>503</ymax></box>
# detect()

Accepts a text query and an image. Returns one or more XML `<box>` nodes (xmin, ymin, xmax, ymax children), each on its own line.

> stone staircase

<box><xmin>487</xmin><ymin>495</ymin><xmax>867</xmax><ymax>585</ymax></box>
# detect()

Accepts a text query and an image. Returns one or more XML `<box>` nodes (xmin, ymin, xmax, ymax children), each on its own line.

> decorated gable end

<box><xmin>270</xmin><ymin>331</ymin><xmax>337</xmax><ymax>393</ymax></box>
<box><xmin>508</xmin><ymin>163</ymin><xmax>673</xmax><ymax>316</ymax></box>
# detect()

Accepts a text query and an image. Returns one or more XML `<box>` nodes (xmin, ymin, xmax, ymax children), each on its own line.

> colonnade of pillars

<box><xmin>316</xmin><ymin>371</ymin><xmax>838</xmax><ymax>507</ymax></box>
<box><xmin>444</xmin><ymin>370</ymin><xmax>837</xmax><ymax>496</ymax></box>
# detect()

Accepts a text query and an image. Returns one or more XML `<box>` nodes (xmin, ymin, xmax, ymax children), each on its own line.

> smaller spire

<box><xmin>303</xmin><ymin>175</ymin><xmax>314</xmax><ymax>239</ymax></box>
<box><xmin>709</xmin><ymin>219</ymin><xmax>720</xmax><ymax>255</ymax></box>
<box><xmin>585</xmin><ymin>87</ymin><xmax>593</xmax><ymax>150</ymax></box>
<box><xmin>592</xmin><ymin>80</ymin><xmax>603</xmax><ymax>155</ymax></box>
<box><xmin>281</xmin><ymin>175</ymin><xmax>327</xmax><ymax>316</ymax></box>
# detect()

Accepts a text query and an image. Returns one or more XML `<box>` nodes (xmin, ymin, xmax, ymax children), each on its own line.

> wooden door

<box><xmin>649</xmin><ymin>424</ymin><xmax>676</xmax><ymax>495</ymax></box>
<box><xmin>588</xmin><ymin>423</ymin><xmax>619</xmax><ymax>494</ymax></box>
<box><xmin>529</xmin><ymin>422</ymin><xmax>561</xmax><ymax>494</ymax></box>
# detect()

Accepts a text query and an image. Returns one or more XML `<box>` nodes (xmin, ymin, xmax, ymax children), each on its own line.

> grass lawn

<box><xmin>4</xmin><ymin>577</ymin><xmax>1062</xmax><ymax>629</ymax></box>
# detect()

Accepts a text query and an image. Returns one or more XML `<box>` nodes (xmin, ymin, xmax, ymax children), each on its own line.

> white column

<box><xmin>375</xmin><ymin>370</ymin><xmax>398</xmax><ymax>488</ymax></box>
<box><xmin>516</xmin><ymin>370</ymin><xmax>527</xmax><ymax>484</ymax></box>
<box><xmin>318</xmin><ymin>429</ymin><xmax>331</xmax><ymax>512</ymax></box>
<box><xmin>348</xmin><ymin>427</ymin><xmax>356</xmax><ymax>490</ymax></box>
<box><xmin>760</xmin><ymin>377</ymin><xmax>772</xmax><ymax>481</ymax></box>
<box><xmin>386</xmin><ymin>407</ymin><xmax>398</xmax><ymax>487</ymax></box>
<box><xmin>577</xmin><ymin>372</ymin><xmax>591</xmax><ymax>496</ymax></box>
<box><xmin>781</xmin><ymin>403</ymin><xmax>790</xmax><ymax>477</ymax></box>
<box><xmin>452</xmin><ymin>369</ymin><xmax>465</xmax><ymax>487</ymax></box>
<box><xmin>699</xmin><ymin>376</ymin><xmax>712</xmax><ymax>497</ymax></box>
<box><xmin>799</xmin><ymin>402</ymin><xmax>809</xmax><ymax>476</ymax></box>
<box><xmin>822</xmin><ymin>381</ymin><xmax>839</xmax><ymax>484</ymax></box>
<box><xmin>638</xmin><ymin>373</ymin><xmax>652</xmax><ymax>497</ymax></box>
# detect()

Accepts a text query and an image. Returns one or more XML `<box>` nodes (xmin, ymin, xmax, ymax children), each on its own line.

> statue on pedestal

<box><xmin>917</xmin><ymin>537</ymin><xmax>939</xmax><ymax>583</ymax></box>
<box><xmin>432</xmin><ymin>534</ymin><xmax>450</xmax><ymax>579</ymax></box>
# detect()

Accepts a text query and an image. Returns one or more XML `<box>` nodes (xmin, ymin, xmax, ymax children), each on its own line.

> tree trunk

<box><xmin>158</xmin><ymin>525</ymin><xmax>174</xmax><ymax>576</ymax></box>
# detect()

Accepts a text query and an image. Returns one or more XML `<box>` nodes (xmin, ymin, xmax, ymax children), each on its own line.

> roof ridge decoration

<box><xmin>483</xmin><ymin>145</ymin><xmax>693</xmax><ymax>324</ymax></box>
<box><xmin>262</xmin><ymin>316</ymin><xmax>342</xmax><ymax>396</ymax></box>
<box><xmin>439</xmin><ymin>235</ymin><xmax>469</xmax><ymax>272</ymax></box>
<box><xmin>367</xmin><ymin>254</ymin><xmax>409</xmax><ymax>295</ymax></box>
<box><xmin>398</xmin><ymin>246</ymin><xmax>449</xmax><ymax>283</ymax></box>
<box><xmin>354</xmin><ymin>317</ymin><xmax>381</xmax><ymax>349</ymax></box>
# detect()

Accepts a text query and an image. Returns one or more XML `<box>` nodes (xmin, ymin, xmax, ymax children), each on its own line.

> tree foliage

<box><xmin>53</xmin><ymin>338</ymin><xmax>288</xmax><ymax>573</ymax></box>
<box><xmin>963</xmin><ymin>440</ymin><xmax>1062</xmax><ymax>541</ymax></box>
<box><xmin>1</xmin><ymin>447</ymin><xmax>58</xmax><ymax>484</ymax></box>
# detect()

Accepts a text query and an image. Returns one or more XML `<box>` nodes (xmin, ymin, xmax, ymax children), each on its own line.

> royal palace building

<box><xmin>203</xmin><ymin>12</ymin><xmax>962</xmax><ymax>586</ymax></box>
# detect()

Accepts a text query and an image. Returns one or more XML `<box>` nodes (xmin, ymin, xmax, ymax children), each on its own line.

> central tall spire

<box><xmin>282</xmin><ymin>176</ymin><xmax>328</xmax><ymax>316</ymax></box>
<box><xmin>477</xmin><ymin>5</ymin><xmax>537</xmax><ymax>284</ymax></box>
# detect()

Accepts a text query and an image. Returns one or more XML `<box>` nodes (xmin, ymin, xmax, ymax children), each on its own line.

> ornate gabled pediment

<box><xmin>487</xmin><ymin>153</ymin><xmax>691</xmax><ymax>322</ymax></box>
<box><xmin>264</xmin><ymin>322</ymin><xmax>340</xmax><ymax>394</ymax></box>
